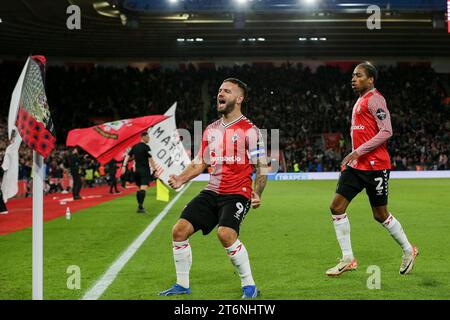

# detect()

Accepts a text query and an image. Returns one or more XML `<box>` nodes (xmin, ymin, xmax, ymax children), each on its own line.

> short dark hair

<box><xmin>358</xmin><ymin>62</ymin><xmax>378</xmax><ymax>83</ymax></box>
<box><xmin>223</xmin><ymin>78</ymin><xmax>248</xmax><ymax>101</ymax></box>
<box><xmin>141</xmin><ymin>131</ymin><xmax>149</xmax><ymax>137</ymax></box>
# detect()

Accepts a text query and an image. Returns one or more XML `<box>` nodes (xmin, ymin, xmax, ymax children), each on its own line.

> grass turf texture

<box><xmin>1</xmin><ymin>179</ymin><xmax>449</xmax><ymax>300</ymax></box>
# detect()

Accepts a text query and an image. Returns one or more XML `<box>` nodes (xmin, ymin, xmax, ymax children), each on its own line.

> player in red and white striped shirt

<box><xmin>326</xmin><ymin>62</ymin><xmax>418</xmax><ymax>276</ymax></box>
<box><xmin>159</xmin><ymin>78</ymin><xmax>268</xmax><ymax>299</ymax></box>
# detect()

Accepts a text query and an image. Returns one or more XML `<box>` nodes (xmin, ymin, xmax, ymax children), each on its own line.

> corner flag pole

<box><xmin>32</xmin><ymin>151</ymin><xmax>44</xmax><ymax>300</ymax></box>
<box><xmin>10</xmin><ymin>55</ymin><xmax>55</xmax><ymax>300</ymax></box>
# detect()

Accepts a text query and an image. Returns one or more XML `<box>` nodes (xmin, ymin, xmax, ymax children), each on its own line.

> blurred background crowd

<box><xmin>1</xmin><ymin>62</ymin><xmax>449</xmax><ymax>197</ymax></box>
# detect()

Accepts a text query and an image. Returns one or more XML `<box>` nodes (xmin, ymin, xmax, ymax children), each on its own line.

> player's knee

<box><xmin>217</xmin><ymin>227</ymin><xmax>237</xmax><ymax>247</ymax></box>
<box><xmin>329</xmin><ymin>202</ymin><xmax>345</xmax><ymax>215</ymax></box>
<box><xmin>372</xmin><ymin>213</ymin><xmax>384</xmax><ymax>223</ymax></box>
<box><xmin>372</xmin><ymin>209</ymin><xmax>388</xmax><ymax>223</ymax></box>
<box><xmin>172</xmin><ymin>223</ymin><xmax>189</xmax><ymax>241</ymax></box>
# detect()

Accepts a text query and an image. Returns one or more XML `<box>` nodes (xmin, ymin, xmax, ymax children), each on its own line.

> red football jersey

<box><xmin>198</xmin><ymin>115</ymin><xmax>265</xmax><ymax>199</ymax></box>
<box><xmin>350</xmin><ymin>88</ymin><xmax>392</xmax><ymax>170</ymax></box>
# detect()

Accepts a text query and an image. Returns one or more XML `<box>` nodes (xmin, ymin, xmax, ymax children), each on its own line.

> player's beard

<box><xmin>217</xmin><ymin>98</ymin><xmax>236</xmax><ymax>115</ymax></box>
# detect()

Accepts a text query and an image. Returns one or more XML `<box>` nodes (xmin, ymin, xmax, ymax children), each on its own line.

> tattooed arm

<box><xmin>251</xmin><ymin>155</ymin><xmax>269</xmax><ymax>209</ymax></box>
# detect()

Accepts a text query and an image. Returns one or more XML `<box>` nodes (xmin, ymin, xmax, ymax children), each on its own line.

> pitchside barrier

<box><xmin>12</xmin><ymin>171</ymin><xmax>450</xmax><ymax>197</ymax></box>
<box><xmin>193</xmin><ymin>170</ymin><xmax>450</xmax><ymax>182</ymax></box>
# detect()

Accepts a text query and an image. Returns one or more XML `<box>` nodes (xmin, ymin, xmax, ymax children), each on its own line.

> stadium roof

<box><xmin>0</xmin><ymin>0</ymin><xmax>448</xmax><ymax>61</ymax></box>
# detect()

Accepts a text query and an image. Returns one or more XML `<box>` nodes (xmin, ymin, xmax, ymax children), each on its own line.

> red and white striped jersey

<box><xmin>198</xmin><ymin>115</ymin><xmax>265</xmax><ymax>199</ymax></box>
<box><xmin>350</xmin><ymin>88</ymin><xmax>392</xmax><ymax>171</ymax></box>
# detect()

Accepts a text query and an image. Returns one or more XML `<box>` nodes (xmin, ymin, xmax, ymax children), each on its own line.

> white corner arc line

<box><xmin>81</xmin><ymin>182</ymin><xmax>192</xmax><ymax>300</ymax></box>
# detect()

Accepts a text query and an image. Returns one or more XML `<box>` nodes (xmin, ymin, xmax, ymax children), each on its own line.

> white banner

<box><xmin>8</xmin><ymin>57</ymin><xmax>29</xmax><ymax>139</ymax></box>
<box><xmin>148</xmin><ymin>103</ymin><xmax>191</xmax><ymax>191</ymax></box>
<box><xmin>2</xmin><ymin>57</ymin><xmax>28</xmax><ymax>202</ymax></box>
<box><xmin>1</xmin><ymin>135</ymin><xmax>21</xmax><ymax>202</ymax></box>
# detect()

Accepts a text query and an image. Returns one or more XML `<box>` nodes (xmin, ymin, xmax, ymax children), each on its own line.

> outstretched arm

<box><xmin>168</xmin><ymin>155</ymin><xmax>208</xmax><ymax>189</ymax></box>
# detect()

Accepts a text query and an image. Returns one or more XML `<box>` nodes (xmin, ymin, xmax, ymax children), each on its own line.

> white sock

<box><xmin>225</xmin><ymin>239</ymin><xmax>255</xmax><ymax>287</ymax></box>
<box><xmin>332</xmin><ymin>213</ymin><xmax>354</xmax><ymax>260</ymax></box>
<box><xmin>172</xmin><ymin>240</ymin><xmax>192</xmax><ymax>288</ymax></box>
<box><xmin>382</xmin><ymin>213</ymin><xmax>413</xmax><ymax>254</ymax></box>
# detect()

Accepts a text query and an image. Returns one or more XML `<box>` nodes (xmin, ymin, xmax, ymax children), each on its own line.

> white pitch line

<box><xmin>82</xmin><ymin>182</ymin><xmax>192</xmax><ymax>300</ymax></box>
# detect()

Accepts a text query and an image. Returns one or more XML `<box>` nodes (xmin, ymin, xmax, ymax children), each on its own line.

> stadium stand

<box><xmin>1</xmin><ymin>61</ymin><xmax>449</xmax><ymax>198</ymax></box>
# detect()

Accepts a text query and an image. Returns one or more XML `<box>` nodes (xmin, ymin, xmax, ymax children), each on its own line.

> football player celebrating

<box><xmin>326</xmin><ymin>62</ymin><xmax>418</xmax><ymax>276</ymax></box>
<box><xmin>159</xmin><ymin>78</ymin><xmax>268</xmax><ymax>299</ymax></box>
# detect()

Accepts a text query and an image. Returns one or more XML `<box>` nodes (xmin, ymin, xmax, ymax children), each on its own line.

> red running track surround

<box><xmin>0</xmin><ymin>182</ymin><xmax>155</xmax><ymax>235</ymax></box>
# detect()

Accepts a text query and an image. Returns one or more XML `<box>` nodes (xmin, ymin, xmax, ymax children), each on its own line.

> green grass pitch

<box><xmin>1</xmin><ymin>179</ymin><xmax>449</xmax><ymax>300</ymax></box>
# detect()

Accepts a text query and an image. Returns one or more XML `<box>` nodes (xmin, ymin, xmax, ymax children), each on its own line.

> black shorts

<box><xmin>336</xmin><ymin>166</ymin><xmax>390</xmax><ymax>207</ymax></box>
<box><xmin>180</xmin><ymin>190</ymin><xmax>251</xmax><ymax>236</ymax></box>
<box><xmin>134</xmin><ymin>168</ymin><xmax>152</xmax><ymax>187</ymax></box>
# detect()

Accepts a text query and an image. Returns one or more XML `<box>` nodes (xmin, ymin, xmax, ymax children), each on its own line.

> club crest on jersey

<box><xmin>231</xmin><ymin>133</ymin><xmax>239</xmax><ymax>144</ymax></box>
<box><xmin>376</xmin><ymin>109</ymin><xmax>387</xmax><ymax>120</ymax></box>
<box><xmin>357</xmin><ymin>104</ymin><xmax>362</xmax><ymax>114</ymax></box>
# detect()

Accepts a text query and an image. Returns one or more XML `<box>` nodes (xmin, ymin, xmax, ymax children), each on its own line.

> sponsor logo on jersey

<box><xmin>351</xmin><ymin>125</ymin><xmax>365</xmax><ymax>130</ymax></box>
<box><xmin>211</xmin><ymin>155</ymin><xmax>242</xmax><ymax>163</ymax></box>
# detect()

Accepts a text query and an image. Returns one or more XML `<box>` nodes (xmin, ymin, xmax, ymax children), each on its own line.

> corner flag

<box><xmin>156</xmin><ymin>179</ymin><xmax>170</xmax><ymax>202</ymax></box>
<box><xmin>9</xmin><ymin>55</ymin><xmax>56</xmax><ymax>300</ymax></box>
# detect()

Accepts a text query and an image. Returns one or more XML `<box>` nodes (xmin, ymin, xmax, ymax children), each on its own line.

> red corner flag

<box><xmin>15</xmin><ymin>56</ymin><xmax>56</xmax><ymax>158</ymax></box>
<box><xmin>66</xmin><ymin>115</ymin><xmax>167</xmax><ymax>164</ymax></box>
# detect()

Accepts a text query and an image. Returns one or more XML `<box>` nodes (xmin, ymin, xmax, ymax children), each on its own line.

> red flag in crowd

<box><xmin>66</xmin><ymin>115</ymin><xmax>167</xmax><ymax>164</ymax></box>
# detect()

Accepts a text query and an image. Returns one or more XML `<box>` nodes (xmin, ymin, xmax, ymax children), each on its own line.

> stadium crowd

<box><xmin>0</xmin><ymin>62</ymin><xmax>449</xmax><ymax>195</ymax></box>
<box><xmin>206</xmin><ymin>63</ymin><xmax>449</xmax><ymax>172</ymax></box>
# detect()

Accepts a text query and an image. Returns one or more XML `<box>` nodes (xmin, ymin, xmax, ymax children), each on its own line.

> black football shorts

<box><xmin>134</xmin><ymin>168</ymin><xmax>152</xmax><ymax>187</ymax></box>
<box><xmin>336</xmin><ymin>166</ymin><xmax>390</xmax><ymax>207</ymax></box>
<box><xmin>180</xmin><ymin>190</ymin><xmax>251</xmax><ymax>235</ymax></box>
